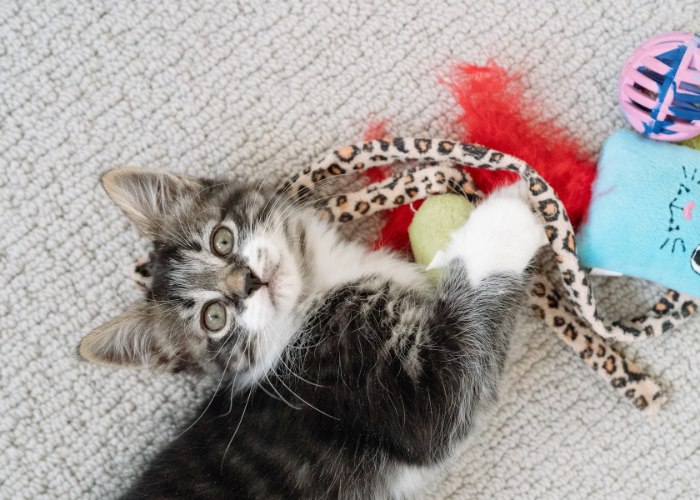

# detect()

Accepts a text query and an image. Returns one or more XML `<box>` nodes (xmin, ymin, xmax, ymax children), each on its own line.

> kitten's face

<box><xmin>80</xmin><ymin>169</ymin><xmax>306</xmax><ymax>384</ymax></box>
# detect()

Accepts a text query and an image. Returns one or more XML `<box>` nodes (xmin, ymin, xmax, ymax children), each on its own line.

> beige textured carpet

<box><xmin>2</xmin><ymin>1</ymin><xmax>699</xmax><ymax>498</ymax></box>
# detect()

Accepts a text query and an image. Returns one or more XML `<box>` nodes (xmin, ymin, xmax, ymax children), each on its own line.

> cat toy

<box><xmin>619</xmin><ymin>32</ymin><xmax>700</xmax><ymax>141</ymax></box>
<box><xmin>278</xmin><ymin>137</ymin><xmax>698</xmax><ymax>416</ymax></box>
<box><xmin>578</xmin><ymin>130</ymin><xmax>700</xmax><ymax>297</ymax></box>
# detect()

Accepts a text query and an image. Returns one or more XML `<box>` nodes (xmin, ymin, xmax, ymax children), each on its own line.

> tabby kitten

<box><xmin>79</xmin><ymin>168</ymin><xmax>544</xmax><ymax>499</ymax></box>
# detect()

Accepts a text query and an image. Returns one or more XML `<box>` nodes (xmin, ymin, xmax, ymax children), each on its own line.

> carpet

<box><xmin>1</xmin><ymin>0</ymin><xmax>699</xmax><ymax>498</ymax></box>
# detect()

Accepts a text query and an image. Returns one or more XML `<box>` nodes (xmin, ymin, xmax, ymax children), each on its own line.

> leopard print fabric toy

<box><xmin>131</xmin><ymin>138</ymin><xmax>697</xmax><ymax>415</ymax></box>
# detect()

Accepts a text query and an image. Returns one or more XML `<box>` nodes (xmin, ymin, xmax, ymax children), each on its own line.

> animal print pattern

<box><xmin>529</xmin><ymin>254</ymin><xmax>668</xmax><ymax>412</ymax></box>
<box><xmin>280</xmin><ymin>137</ymin><xmax>698</xmax><ymax>415</ymax></box>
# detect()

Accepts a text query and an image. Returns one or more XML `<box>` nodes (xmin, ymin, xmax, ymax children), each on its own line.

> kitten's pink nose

<box><xmin>244</xmin><ymin>270</ymin><xmax>264</xmax><ymax>297</ymax></box>
<box><xmin>684</xmin><ymin>201</ymin><xmax>695</xmax><ymax>221</ymax></box>
<box><xmin>224</xmin><ymin>267</ymin><xmax>264</xmax><ymax>298</ymax></box>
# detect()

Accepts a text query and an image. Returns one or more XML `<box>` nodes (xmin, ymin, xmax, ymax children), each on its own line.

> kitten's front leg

<box><xmin>428</xmin><ymin>182</ymin><xmax>547</xmax><ymax>286</ymax></box>
<box><xmin>344</xmin><ymin>186</ymin><xmax>546</xmax><ymax>464</ymax></box>
<box><xmin>426</xmin><ymin>184</ymin><xmax>547</xmax><ymax>417</ymax></box>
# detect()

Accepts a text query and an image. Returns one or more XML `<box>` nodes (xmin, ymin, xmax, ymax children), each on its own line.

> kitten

<box><xmin>79</xmin><ymin>168</ymin><xmax>544</xmax><ymax>499</ymax></box>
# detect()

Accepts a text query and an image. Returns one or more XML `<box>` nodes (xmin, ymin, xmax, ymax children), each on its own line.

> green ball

<box><xmin>409</xmin><ymin>194</ymin><xmax>474</xmax><ymax>282</ymax></box>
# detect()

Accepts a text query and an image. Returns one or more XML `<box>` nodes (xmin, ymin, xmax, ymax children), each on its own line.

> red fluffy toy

<box><xmin>373</xmin><ymin>62</ymin><xmax>597</xmax><ymax>254</ymax></box>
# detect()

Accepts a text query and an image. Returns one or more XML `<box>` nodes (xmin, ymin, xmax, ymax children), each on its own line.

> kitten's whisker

<box><xmin>260</xmin><ymin>372</ymin><xmax>301</xmax><ymax>410</ymax></box>
<box><xmin>260</xmin><ymin>161</ymin><xmax>395</xmax><ymax>231</ymax></box>
<box><xmin>220</xmin><ymin>387</ymin><xmax>253</xmax><ymax>471</ymax></box>
<box><xmin>176</xmin><ymin>336</ymin><xmax>240</xmax><ymax>438</ymax></box>
<box><xmin>274</xmin><ymin>372</ymin><xmax>339</xmax><ymax>421</ymax></box>
<box><xmin>278</xmin><ymin>357</ymin><xmax>326</xmax><ymax>388</ymax></box>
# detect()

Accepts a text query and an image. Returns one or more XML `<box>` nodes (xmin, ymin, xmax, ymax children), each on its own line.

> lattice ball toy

<box><xmin>619</xmin><ymin>32</ymin><xmax>700</xmax><ymax>141</ymax></box>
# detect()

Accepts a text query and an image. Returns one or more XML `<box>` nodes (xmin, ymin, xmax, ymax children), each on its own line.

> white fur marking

<box><xmin>429</xmin><ymin>185</ymin><xmax>546</xmax><ymax>286</ymax></box>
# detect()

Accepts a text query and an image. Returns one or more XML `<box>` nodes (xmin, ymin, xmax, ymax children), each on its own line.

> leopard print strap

<box><xmin>285</xmin><ymin>138</ymin><xmax>697</xmax><ymax>344</ymax></box>
<box><xmin>530</xmin><ymin>267</ymin><xmax>666</xmax><ymax>413</ymax></box>
<box><xmin>312</xmin><ymin>163</ymin><xmax>481</xmax><ymax>223</ymax></box>
<box><xmin>279</xmin><ymin>137</ymin><xmax>698</xmax><ymax>415</ymax></box>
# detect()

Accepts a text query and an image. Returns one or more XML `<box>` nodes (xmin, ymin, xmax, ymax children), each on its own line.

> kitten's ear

<box><xmin>79</xmin><ymin>303</ymin><xmax>194</xmax><ymax>371</ymax></box>
<box><xmin>101</xmin><ymin>168</ymin><xmax>204</xmax><ymax>236</ymax></box>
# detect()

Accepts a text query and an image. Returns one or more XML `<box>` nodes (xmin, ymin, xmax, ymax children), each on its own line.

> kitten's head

<box><xmin>80</xmin><ymin>168</ymin><xmax>307</xmax><ymax>385</ymax></box>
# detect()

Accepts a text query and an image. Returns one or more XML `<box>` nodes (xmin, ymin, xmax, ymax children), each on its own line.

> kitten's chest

<box><xmin>303</xmin><ymin>219</ymin><xmax>427</xmax><ymax>292</ymax></box>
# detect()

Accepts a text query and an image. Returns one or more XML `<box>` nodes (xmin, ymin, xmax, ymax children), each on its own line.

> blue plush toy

<box><xmin>578</xmin><ymin>130</ymin><xmax>700</xmax><ymax>297</ymax></box>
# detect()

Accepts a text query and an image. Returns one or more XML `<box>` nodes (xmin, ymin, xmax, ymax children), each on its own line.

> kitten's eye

<box><xmin>202</xmin><ymin>302</ymin><xmax>226</xmax><ymax>332</ymax></box>
<box><xmin>212</xmin><ymin>227</ymin><xmax>234</xmax><ymax>256</ymax></box>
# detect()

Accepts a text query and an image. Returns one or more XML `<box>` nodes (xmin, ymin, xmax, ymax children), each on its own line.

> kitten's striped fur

<box><xmin>79</xmin><ymin>169</ymin><xmax>543</xmax><ymax>499</ymax></box>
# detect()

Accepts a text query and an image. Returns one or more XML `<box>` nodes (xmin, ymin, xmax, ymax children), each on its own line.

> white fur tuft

<box><xmin>429</xmin><ymin>184</ymin><xmax>546</xmax><ymax>286</ymax></box>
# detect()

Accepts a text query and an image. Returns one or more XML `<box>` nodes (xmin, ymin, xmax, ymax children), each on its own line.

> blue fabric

<box><xmin>577</xmin><ymin>130</ymin><xmax>700</xmax><ymax>297</ymax></box>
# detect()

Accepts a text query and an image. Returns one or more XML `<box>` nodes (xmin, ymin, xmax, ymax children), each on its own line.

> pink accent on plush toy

<box><xmin>619</xmin><ymin>32</ymin><xmax>700</xmax><ymax>141</ymax></box>
<box><xmin>684</xmin><ymin>200</ymin><xmax>695</xmax><ymax>220</ymax></box>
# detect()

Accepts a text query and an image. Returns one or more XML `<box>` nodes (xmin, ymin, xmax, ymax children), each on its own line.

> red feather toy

<box><xmin>374</xmin><ymin>62</ymin><xmax>597</xmax><ymax>254</ymax></box>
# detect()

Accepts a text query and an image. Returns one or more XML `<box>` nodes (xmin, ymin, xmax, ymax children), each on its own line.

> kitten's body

<box><xmin>80</xmin><ymin>170</ymin><xmax>543</xmax><ymax>499</ymax></box>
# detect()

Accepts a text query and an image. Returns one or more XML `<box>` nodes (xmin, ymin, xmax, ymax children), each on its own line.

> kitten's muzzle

<box><xmin>224</xmin><ymin>267</ymin><xmax>265</xmax><ymax>298</ymax></box>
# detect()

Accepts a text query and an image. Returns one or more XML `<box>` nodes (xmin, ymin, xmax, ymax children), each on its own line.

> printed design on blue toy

<box><xmin>661</xmin><ymin>166</ymin><xmax>700</xmax><ymax>274</ymax></box>
<box><xmin>637</xmin><ymin>33</ymin><xmax>700</xmax><ymax>137</ymax></box>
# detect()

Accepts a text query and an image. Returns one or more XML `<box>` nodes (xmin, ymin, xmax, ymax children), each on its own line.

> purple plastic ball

<box><xmin>619</xmin><ymin>32</ymin><xmax>700</xmax><ymax>141</ymax></box>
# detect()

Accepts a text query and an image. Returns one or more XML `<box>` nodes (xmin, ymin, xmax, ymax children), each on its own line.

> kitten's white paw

<box><xmin>429</xmin><ymin>187</ymin><xmax>547</xmax><ymax>286</ymax></box>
